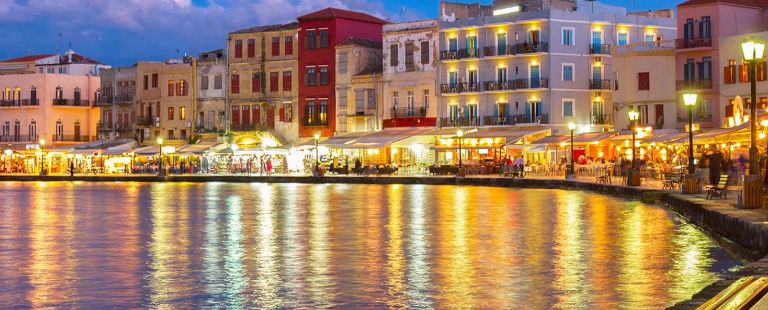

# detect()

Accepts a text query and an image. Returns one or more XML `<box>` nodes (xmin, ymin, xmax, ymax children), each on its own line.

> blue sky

<box><xmin>0</xmin><ymin>0</ymin><xmax>682</xmax><ymax>66</ymax></box>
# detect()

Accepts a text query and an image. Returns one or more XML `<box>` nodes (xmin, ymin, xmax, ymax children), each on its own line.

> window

<box><xmin>231</xmin><ymin>74</ymin><xmax>240</xmax><ymax>94</ymax></box>
<box><xmin>448</xmin><ymin>37</ymin><xmax>458</xmax><ymax>52</ymax></box>
<box><xmin>645</xmin><ymin>34</ymin><xmax>655</xmax><ymax>43</ymax></box>
<box><xmin>497</xmin><ymin>32</ymin><xmax>507</xmax><ymax>55</ymax></box>
<box><xmin>367</xmin><ymin>89</ymin><xmax>376</xmax><ymax>109</ymax></box>
<box><xmin>497</xmin><ymin>67</ymin><xmax>507</xmax><ymax>83</ymax></box>
<box><xmin>392</xmin><ymin>91</ymin><xmax>399</xmax><ymax>107</ymax></box>
<box><xmin>55</xmin><ymin>86</ymin><xmax>63</xmax><ymax>99</ymax></box>
<box><xmin>306</xmin><ymin>67</ymin><xmax>316</xmax><ymax>86</ymax></box>
<box><xmin>152</xmin><ymin>73</ymin><xmax>158</xmax><ymax>88</ymax></box>
<box><xmin>423</xmin><ymin>89</ymin><xmax>429</xmax><ymax>108</ymax></box>
<box><xmin>618</xmin><ymin>32</ymin><xmax>628</xmax><ymax>46</ymax></box>
<box><xmin>283</xmin><ymin>71</ymin><xmax>292</xmax><ymax>91</ymax></box>
<box><xmin>306</xmin><ymin>30</ymin><xmax>316</xmax><ymax>49</ymax></box>
<box><xmin>562</xmin><ymin>27</ymin><xmax>574</xmax><ymax>46</ymax></box>
<box><xmin>725</xmin><ymin>60</ymin><xmax>737</xmax><ymax>84</ymax></box>
<box><xmin>562</xmin><ymin>64</ymin><xmax>574</xmax><ymax>81</ymax></box>
<box><xmin>740</xmin><ymin>61</ymin><xmax>750</xmax><ymax>83</ymax></box>
<box><xmin>699</xmin><ymin>56</ymin><xmax>712</xmax><ymax>80</ymax></box>
<box><xmin>270</xmin><ymin>72</ymin><xmax>279</xmax><ymax>92</ymax></box>
<box><xmin>421</xmin><ymin>41</ymin><xmax>430</xmax><ymax>65</ymax></box>
<box><xmin>234</xmin><ymin>39</ymin><xmax>243</xmax><ymax>58</ymax></box>
<box><xmin>167</xmin><ymin>81</ymin><xmax>175</xmax><ymax>96</ymax></box>
<box><xmin>700</xmin><ymin>16</ymin><xmax>711</xmax><ymax>39</ymax></box>
<box><xmin>684</xmin><ymin>58</ymin><xmax>696</xmax><ymax>81</ymax></box>
<box><xmin>563</xmin><ymin>99</ymin><xmax>574</xmax><ymax>117</ymax></box>
<box><xmin>214</xmin><ymin>74</ymin><xmax>222</xmax><ymax>89</ymax></box>
<box><xmin>319</xmin><ymin>99</ymin><xmax>328</xmax><ymax>122</ymax></box>
<box><xmin>252</xmin><ymin>72</ymin><xmax>261</xmax><ymax>93</ymax></box>
<box><xmin>201</xmin><ymin>75</ymin><xmax>209</xmax><ymax>90</ymax></box>
<box><xmin>319</xmin><ymin>29</ymin><xmax>328</xmax><ymax>48</ymax></box>
<box><xmin>179</xmin><ymin>106</ymin><xmax>186</xmax><ymax>120</ymax></box>
<box><xmin>338</xmin><ymin>89</ymin><xmax>348</xmax><ymax>108</ymax></box>
<box><xmin>247</xmin><ymin>39</ymin><xmax>255</xmax><ymax>58</ymax></box>
<box><xmin>74</xmin><ymin>87</ymin><xmax>81</xmax><ymax>104</ymax></box>
<box><xmin>405</xmin><ymin>42</ymin><xmax>415</xmax><ymax>70</ymax></box>
<box><xmin>390</xmin><ymin>44</ymin><xmax>399</xmax><ymax>67</ymax></box>
<box><xmin>168</xmin><ymin>130</ymin><xmax>174</xmax><ymax>139</ymax></box>
<box><xmin>407</xmin><ymin>91</ymin><xmax>414</xmax><ymax>109</ymax></box>
<box><xmin>178</xmin><ymin>80</ymin><xmax>188</xmax><ymax>96</ymax></box>
<box><xmin>143</xmin><ymin>75</ymin><xmax>148</xmax><ymax>90</ymax></box>
<box><xmin>285</xmin><ymin>36</ymin><xmax>293</xmax><ymax>55</ymax></box>
<box><xmin>339</xmin><ymin>52</ymin><xmax>348</xmax><ymax>74</ymax></box>
<box><xmin>758</xmin><ymin>62</ymin><xmax>767</xmax><ymax>82</ymax></box>
<box><xmin>319</xmin><ymin>67</ymin><xmax>328</xmax><ymax>85</ymax></box>
<box><xmin>272</xmin><ymin>37</ymin><xmax>280</xmax><ymax>56</ymax></box>
<box><xmin>638</xmin><ymin>72</ymin><xmax>650</xmax><ymax>90</ymax></box>
<box><xmin>355</xmin><ymin>90</ymin><xmax>364</xmax><ymax>112</ymax></box>
<box><xmin>168</xmin><ymin>107</ymin><xmax>175</xmax><ymax>120</ymax></box>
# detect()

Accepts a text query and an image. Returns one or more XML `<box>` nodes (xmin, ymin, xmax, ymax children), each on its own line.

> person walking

<box><xmin>69</xmin><ymin>161</ymin><xmax>75</xmax><ymax>177</ymax></box>
<box><xmin>266</xmin><ymin>157</ymin><xmax>273</xmax><ymax>175</ymax></box>
<box><xmin>708</xmin><ymin>146</ymin><xmax>722</xmax><ymax>186</ymax></box>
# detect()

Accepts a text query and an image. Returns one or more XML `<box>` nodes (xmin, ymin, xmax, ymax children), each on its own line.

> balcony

<box><xmin>676</xmin><ymin>79</ymin><xmax>713</xmax><ymax>90</ymax></box>
<box><xmin>115</xmin><ymin>94</ymin><xmax>134</xmax><ymax>105</ymax></box>
<box><xmin>483</xmin><ymin>81</ymin><xmax>512</xmax><ymax>91</ymax></box>
<box><xmin>96</xmin><ymin>96</ymin><xmax>113</xmax><ymax>106</ymax></box>
<box><xmin>0</xmin><ymin>135</ymin><xmax>38</xmax><ymax>142</ymax></box>
<box><xmin>589</xmin><ymin>43</ymin><xmax>611</xmax><ymax>55</ymax></box>
<box><xmin>510</xmin><ymin>78</ymin><xmax>549</xmax><ymax>90</ymax></box>
<box><xmin>0</xmin><ymin>99</ymin><xmax>38</xmax><ymax>107</ymax></box>
<box><xmin>457</xmin><ymin>48</ymin><xmax>480</xmax><ymax>59</ymax></box>
<box><xmin>137</xmin><ymin>116</ymin><xmax>157</xmax><ymax>126</ymax></box>
<box><xmin>391</xmin><ymin>107</ymin><xmax>427</xmax><ymax>118</ymax></box>
<box><xmin>675</xmin><ymin>38</ymin><xmax>712</xmax><ymax>49</ymax></box>
<box><xmin>439</xmin><ymin>114</ymin><xmax>548</xmax><ymax>127</ymax></box>
<box><xmin>511</xmin><ymin>113</ymin><xmax>548</xmax><ymax>124</ymax></box>
<box><xmin>301</xmin><ymin>116</ymin><xmax>328</xmax><ymax>127</ymax></box>
<box><xmin>589</xmin><ymin>79</ymin><xmax>612</xmax><ymax>90</ymax></box>
<box><xmin>590</xmin><ymin>114</ymin><xmax>612</xmax><ymax>125</ymax></box>
<box><xmin>481</xmin><ymin>116</ymin><xmax>515</xmax><ymax>126</ymax></box>
<box><xmin>440</xmin><ymin>50</ymin><xmax>458</xmax><ymax>61</ymax></box>
<box><xmin>52</xmin><ymin>135</ymin><xmax>95</xmax><ymax>142</ymax></box>
<box><xmin>483</xmin><ymin>46</ymin><xmax>513</xmax><ymax>57</ymax></box>
<box><xmin>98</xmin><ymin>122</ymin><xmax>132</xmax><ymax>132</ymax></box>
<box><xmin>53</xmin><ymin>99</ymin><xmax>92</xmax><ymax>107</ymax></box>
<box><xmin>439</xmin><ymin>117</ymin><xmax>479</xmax><ymax>127</ymax></box>
<box><xmin>615</xmin><ymin>40</ymin><xmax>676</xmax><ymax>54</ymax></box>
<box><xmin>509</xmin><ymin>42</ymin><xmax>548</xmax><ymax>54</ymax></box>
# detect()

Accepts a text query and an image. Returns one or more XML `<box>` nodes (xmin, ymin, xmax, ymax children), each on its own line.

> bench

<box><xmin>662</xmin><ymin>173</ymin><xmax>682</xmax><ymax>190</ymax></box>
<box><xmin>706</xmin><ymin>175</ymin><xmax>729</xmax><ymax>199</ymax></box>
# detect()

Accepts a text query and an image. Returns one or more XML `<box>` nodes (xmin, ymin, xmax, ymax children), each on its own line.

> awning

<box><xmin>344</xmin><ymin>128</ymin><xmax>432</xmax><ymax>149</ymax></box>
<box><xmin>133</xmin><ymin>146</ymin><xmax>160</xmax><ymax>155</ymax></box>
<box><xmin>177</xmin><ymin>142</ymin><xmax>218</xmax><ymax>155</ymax></box>
<box><xmin>103</xmin><ymin>141</ymin><xmax>138</xmax><ymax>156</ymax></box>
<box><xmin>527</xmin><ymin>145</ymin><xmax>547</xmax><ymax>152</ymax></box>
<box><xmin>530</xmin><ymin>135</ymin><xmax>569</xmax><ymax>145</ymax></box>
<box><xmin>571</xmin><ymin>132</ymin><xmax>615</xmax><ymax>144</ymax></box>
<box><xmin>319</xmin><ymin>132</ymin><xmax>368</xmax><ymax>148</ymax></box>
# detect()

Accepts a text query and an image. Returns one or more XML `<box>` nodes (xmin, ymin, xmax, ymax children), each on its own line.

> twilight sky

<box><xmin>0</xmin><ymin>0</ymin><xmax>683</xmax><ymax>66</ymax></box>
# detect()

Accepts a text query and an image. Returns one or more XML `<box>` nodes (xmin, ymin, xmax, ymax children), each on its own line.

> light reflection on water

<box><xmin>0</xmin><ymin>182</ymin><xmax>741</xmax><ymax>308</ymax></box>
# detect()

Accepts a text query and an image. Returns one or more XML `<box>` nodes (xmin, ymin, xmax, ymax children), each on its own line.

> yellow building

<box><xmin>134</xmin><ymin>60</ymin><xmax>196</xmax><ymax>145</ymax></box>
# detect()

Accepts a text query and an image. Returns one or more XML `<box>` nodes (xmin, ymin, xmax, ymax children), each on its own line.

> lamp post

<box><xmin>628</xmin><ymin>110</ymin><xmax>639</xmax><ymax>186</ymax></box>
<box><xmin>567</xmin><ymin>122</ymin><xmax>575</xmax><ymax>179</ymax></box>
<box><xmin>314</xmin><ymin>132</ymin><xmax>320</xmax><ymax>171</ymax></box>
<box><xmin>38</xmin><ymin>138</ymin><xmax>45</xmax><ymax>175</ymax></box>
<box><xmin>457</xmin><ymin>129</ymin><xmax>464</xmax><ymax>169</ymax></box>
<box><xmin>157</xmin><ymin>137</ymin><xmax>163</xmax><ymax>176</ymax></box>
<box><xmin>683</xmin><ymin>93</ymin><xmax>698</xmax><ymax>175</ymax></box>
<box><xmin>741</xmin><ymin>39</ymin><xmax>765</xmax><ymax>208</ymax></box>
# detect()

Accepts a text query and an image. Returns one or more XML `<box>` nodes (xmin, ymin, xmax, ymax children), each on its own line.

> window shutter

<box><xmin>493</xmin><ymin>104</ymin><xmax>499</xmax><ymax>118</ymax></box>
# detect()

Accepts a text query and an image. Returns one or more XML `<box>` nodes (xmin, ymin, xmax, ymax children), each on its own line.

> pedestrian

<box><xmin>69</xmin><ymin>161</ymin><xmax>75</xmax><ymax>177</ymax></box>
<box><xmin>708</xmin><ymin>146</ymin><xmax>722</xmax><ymax>186</ymax></box>
<box><xmin>266</xmin><ymin>157</ymin><xmax>273</xmax><ymax>175</ymax></box>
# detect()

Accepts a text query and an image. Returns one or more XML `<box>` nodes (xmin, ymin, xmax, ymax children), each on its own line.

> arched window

<box><xmin>74</xmin><ymin>120</ymin><xmax>81</xmax><ymax>142</ymax></box>
<box><xmin>74</xmin><ymin>87</ymin><xmax>81</xmax><ymax>105</ymax></box>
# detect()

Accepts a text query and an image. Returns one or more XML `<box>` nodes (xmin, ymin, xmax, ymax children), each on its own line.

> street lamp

<box><xmin>683</xmin><ymin>93</ymin><xmax>698</xmax><ymax>175</ymax></box>
<box><xmin>456</xmin><ymin>129</ymin><xmax>464</xmax><ymax>169</ymax></box>
<box><xmin>742</xmin><ymin>40</ymin><xmax>765</xmax><ymax>176</ymax></box>
<box><xmin>567</xmin><ymin>122</ymin><xmax>575</xmax><ymax>179</ymax></box>
<box><xmin>156</xmin><ymin>137</ymin><xmax>163</xmax><ymax>176</ymax></box>
<box><xmin>314</xmin><ymin>132</ymin><xmax>320</xmax><ymax>170</ymax></box>
<box><xmin>38</xmin><ymin>138</ymin><xmax>45</xmax><ymax>175</ymax></box>
<box><xmin>628</xmin><ymin>109</ymin><xmax>640</xmax><ymax>186</ymax></box>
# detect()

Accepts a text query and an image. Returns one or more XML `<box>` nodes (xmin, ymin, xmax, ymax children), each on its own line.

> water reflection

<box><xmin>0</xmin><ymin>183</ymin><xmax>741</xmax><ymax>308</ymax></box>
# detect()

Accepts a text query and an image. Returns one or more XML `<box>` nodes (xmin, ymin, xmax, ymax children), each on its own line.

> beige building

<box><xmin>382</xmin><ymin>20</ymin><xmax>439</xmax><ymax>129</ymax></box>
<box><xmin>227</xmin><ymin>22</ymin><xmax>300</xmax><ymax>146</ymax></box>
<box><xmin>613</xmin><ymin>40</ymin><xmax>678</xmax><ymax>130</ymax></box>
<box><xmin>135</xmin><ymin>62</ymin><xmax>162</xmax><ymax>144</ymax></box>
<box><xmin>97</xmin><ymin>66</ymin><xmax>137</xmax><ymax>140</ymax></box>
<box><xmin>197</xmin><ymin>50</ymin><xmax>226</xmax><ymax>132</ymax></box>
<box><xmin>335</xmin><ymin>38</ymin><xmax>383</xmax><ymax>133</ymax></box>
<box><xmin>158</xmin><ymin>59</ymin><xmax>195</xmax><ymax>144</ymax></box>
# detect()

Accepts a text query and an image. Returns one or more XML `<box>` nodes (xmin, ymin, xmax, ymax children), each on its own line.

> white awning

<box><xmin>177</xmin><ymin>142</ymin><xmax>218</xmax><ymax>155</ymax></box>
<box><xmin>344</xmin><ymin>128</ymin><xmax>432</xmax><ymax>149</ymax></box>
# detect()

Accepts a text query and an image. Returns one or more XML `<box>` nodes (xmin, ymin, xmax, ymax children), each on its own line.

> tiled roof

<box><xmin>298</xmin><ymin>7</ymin><xmax>388</xmax><ymax>24</ymax></box>
<box><xmin>679</xmin><ymin>0</ymin><xmax>768</xmax><ymax>8</ymax></box>
<box><xmin>338</xmin><ymin>37</ymin><xmax>382</xmax><ymax>49</ymax></box>
<box><xmin>63</xmin><ymin>53</ymin><xmax>102</xmax><ymax>65</ymax></box>
<box><xmin>0</xmin><ymin>54</ymin><xmax>55</xmax><ymax>63</ymax></box>
<box><xmin>231</xmin><ymin>22</ymin><xmax>300</xmax><ymax>34</ymax></box>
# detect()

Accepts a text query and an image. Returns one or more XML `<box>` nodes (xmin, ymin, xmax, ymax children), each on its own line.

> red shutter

<box><xmin>235</xmin><ymin>40</ymin><xmax>243</xmax><ymax>58</ymax></box>
<box><xmin>638</xmin><ymin>72</ymin><xmax>649</xmax><ymax>91</ymax></box>
<box><xmin>285</xmin><ymin>36</ymin><xmax>293</xmax><ymax>55</ymax></box>
<box><xmin>231</xmin><ymin>74</ymin><xmax>240</xmax><ymax>94</ymax></box>
<box><xmin>247</xmin><ymin>40</ymin><xmax>255</xmax><ymax>58</ymax></box>
<box><xmin>279</xmin><ymin>106</ymin><xmax>285</xmax><ymax>122</ymax></box>
<box><xmin>724</xmin><ymin>66</ymin><xmax>733</xmax><ymax>84</ymax></box>
<box><xmin>759</xmin><ymin>62</ymin><xmax>767</xmax><ymax>81</ymax></box>
<box><xmin>270</xmin><ymin>72</ymin><xmax>279</xmax><ymax>92</ymax></box>
<box><xmin>272</xmin><ymin>37</ymin><xmax>280</xmax><ymax>56</ymax></box>
<box><xmin>252</xmin><ymin>73</ymin><xmax>261</xmax><ymax>93</ymax></box>
<box><xmin>231</xmin><ymin>105</ymin><xmax>240</xmax><ymax>125</ymax></box>
<box><xmin>168</xmin><ymin>82</ymin><xmax>174</xmax><ymax>97</ymax></box>
<box><xmin>283</xmin><ymin>71</ymin><xmax>292</xmax><ymax>91</ymax></box>
<box><xmin>725</xmin><ymin>103</ymin><xmax>734</xmax><ymax>118</ymax></box>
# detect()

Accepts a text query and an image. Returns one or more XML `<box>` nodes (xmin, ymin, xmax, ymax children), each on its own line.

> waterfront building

<box><xmin>335</xmin><ymin>38</ymin><xmax>383</xmax><ymax>134</ymax></box>
<box><xmin>297</xmin><ymin>8</ymin><xmax>388</xmax><ymax>138</ymax></box>
<box><xmin>675</xmin><ymin>0</ymin><xmax>768</xmax><ymax>128</ymax></box>
<box><xmin>0</xmin><ymin>49</ymin><xmax>109</xmax><ymax>76</ymax></box>
<box><xmin>227</xmin><ymin>22</ymin><xmax>300</xmax><ymax>146</ymax></box>
<box><xmin>135</xmin><ymin>62</ymin><xmax>162</xmax><ymax>144</ymax></box>
<box><xmin>437</xmin><ymin>0</ymin><xmax>676</xmax><ymax>135</ymax></box>
<box><xmin>97</xmin><ymin>66</ymin><xmax>137</xmax><ymax>140</ymax></box>
<box><xmin>612</xmin><ymin>39</ymin><xmax>678</xmax><ymax>130</ymax></box>
<box><xmin>196</xmin><ymin>49</ymin><xmax>227</xmax><ymax>133</ymax></box>
<box><xmin>158</xmin><ymin>58</ymin><xmax>196</xmax><ymax>145</ymax></box>
<box><xmin>381</xmin><ymin>20</ymin><xmax>439</xmax><ymax>130</ymax></box>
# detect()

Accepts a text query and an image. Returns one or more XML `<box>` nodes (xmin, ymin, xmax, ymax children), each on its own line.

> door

<box><xmin>253</xmin><ymin>105</ymin><xmax>261</xmax><ymax>126</ymax></box>
<box><xmin>466</xmin><ymin>36</ymin><xmax>477</xmax><ymax>57</ymax></box>
<box><xmin>242</xmin><ymin>105</ymin><xmax>251</xmax><ymax>129</ymax></box>
<box><xmin>528</xmin><ymin>101</ymin><xmax>541</xmax><ymax>122</ymax></box>
<box><xmin>655</xmin><ymin>104</ymin><xmax>664</xmax><ymax>128</ymax></box>
<box><xmin>497</xmin><ymin>33</ymin><xmax>506</xmax><ymax>55</ymax></box>
<box><xmin>449</xmin><ymin>71</ymin><xmax>458</xmax><ymax>89</ymax></box>
<box><xmin>449</xmin><ymin>105</ymin><xmax>458</xmax><ymax>121</ymax></box>
<box><xmin>591</xmin><ymin>31</ymin><xmax>602</xmax><ymax>53</ymax></box>
<box><xmin>530</xmin><ymin>65</ymin><xmax>540</xmax><ymax>88</ymax></box>
<box><xmin>528</xmin><ymin>30</ymin><xmax>540</xmax><ymax>45</ymax></box>
<box><xmin>468</xmin><ymin>70</ymin><xmax>477</xmax><ymax>91</ymax></box>
<box><xmin>267</xmin><ymin>107</ymin><xmax>275</xmax><ymax>129</ymax></box>
<box><xmin>468</xmin><ymin>104</ymin><xmax>478</xmax><ymax>125</ymax></box>
<box><xmin>449</xmin><ymin>38</ymin><xmax>458</xmax><ymax>52</ymax></box>
<box><xmin>592</xmin><ymin>65</ymin><xmax>602</xmax><ymax>81</ymax></box>
<box><xmin>592</xmin><ymin>101</ymin><xmax>604</xmax><ymax>120</ymax></box>
<box><xmin>231</xmin><ymin>105</ymin><xmax>240</xmax><ymax>127</ymax></box>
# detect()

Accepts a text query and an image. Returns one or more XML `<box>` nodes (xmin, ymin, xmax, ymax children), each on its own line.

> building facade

<box><xmin>335</xmin><ymin>38</ymin><xmax>383</xmax><ymax>134</ymax></box>
<box><xmin>158</xmin><ymin>59</ymin><xmax>195</xmax><ymax>144</ymax></box>
<box><xmin>197</xmin><ymin>50</ymin><xmax>227</xmax><ymax>133</ymax></box>
<box><xmin>227</xmin><ymin>22</ymin><xmax>300</xmax><ymax>145</ymax></box>
<box><xmin>0</xmin><ymin>50</ymin><xmax>109</xmax><ymax>76</ymax></box>
<box><xmin>437</xmin><ymin>0</ymin><xmax>675</xmax><ymax>134</ymax></box>
<box><xmin>382</xmin><ymin>20</ymin><xmax>439</xmax><ymax>129</ymax></box>
<box><xmin>97</xmin><ymin>66</ymin><xmax>137</xmax><ymax>140</ymax></box>
<box><xmin>135</xmin><ymin>62</ymin><xmax>163</xmax><ymax>144</ymax></box>
<box><xmin>297</xmin><ymin>8</ymin><xmax>387</xmax><ymax>138</ymax></box>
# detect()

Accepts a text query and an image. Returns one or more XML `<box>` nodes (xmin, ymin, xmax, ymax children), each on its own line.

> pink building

<box><xmin>676</xmin><ymin>0</ymin><xmax>768</xmax><ymax>128</ymax></box>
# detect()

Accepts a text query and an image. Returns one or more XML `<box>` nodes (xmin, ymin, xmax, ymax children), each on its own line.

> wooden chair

<box><xmin>596</xmin><ymin>169</ymin><xmax>611</xmax><ymax>184</ymax></box>
<box><xmin>706</xmin><ymin>175</ymin><xmax>729</xmax><ymax>199</ymax></box>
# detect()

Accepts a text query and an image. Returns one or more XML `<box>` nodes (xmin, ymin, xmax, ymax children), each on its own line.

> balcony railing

<box><xmin>510</xmin><ymin>78</ymin><xmax>549</xmax><ymax>89</ymax></box>
<box><xmin>115</xmin><ymin>94</ymin><xmax>134</xmax><ymax>103</ymax></box>
<box><xmin>52</xmin><ymin>135</ymin><xmax>95</xmax><ymax>142</ymax></box>
<box><xmin>442</xmin><ymin>78</ymin><xmax>548</xmax><ymax>94</ymax></box>
<box><xmin>137</xmin><ymin>116</ymin><xmax>157</xmax><ymax>126</ymax></box>
<box><xmin>483</xmin><ymin>81</ymin><xmax>512</xmax><ymax>91</ymax></box>
<box><xmin>96</xmin><ymin>96</ymin><xmax>113</xmax><ymax>106</ymax></box>
<box><xmin>458</xmin><ymin>48</ymin><xmax>480</xmax><ymax>59</ymax></box>
<box><xmin>481</xmin><ymin>116</ymin><xmax>515</xmax><ymax>126</ymax></box>
<box><xmin>589</xmin><ymin>43</ymin><xmax>611</xmax><ymax>55</ymax></box>
<box><xmin>439</xmin><ymin>114</ymin><xmax>548</xmax><ymax>127</ymax></box>
<box><xmin>440</xmin><ymin>83</ymin><xmax>460</xmax><ymax>94</ymax></box>
<box><xmin>615</xmin><ymin>40</ymin><xmax>676</xmax><ymax>54</ymax></box>
<box><xmin>590</xmin><ymin>114</ymin><xmax>612</xmax><ymax>125</ymax></box>
<box><xmin>230</xmin><ymin>123</ymin><xmax>274</xmax><ymax>131</ymax></box>
<box><xmin>0</xmin><ymin>135</ymin><xmax>38</xmax><ymax>142</ymax></box>
<box><xmin>510</xmin><ymin>113</ymin><xmax>548</xmax><ymax>125</ymax></box>
<box><xmin>391</xmin><ymin>107</ymin><xmax>427</xmax><ymax>118</ymax></box>
<box><xmin>440</xmin><ymin>50</ymin><xmax>458</xmax><ymax>61</ymax></box>
<box><xmin>98</xmin><ymin>122</ymin><xmax>132</xmax><ymax>131</ymax></box>
<box><xmin>509</xmin><ymin>42</ymin><xmax>548</xmax><ymax>54</ymax></box>
<box><xmin>676</xmin><ymin>79</ymin><xmax>713</xmax><ymax>90</ymax></box>
<box><xmin>301</xmin><ymin>116</ymin><xmax>329</xmax><ymax>127</ymax></box>
<box><xmin>675</xmin><ymin>38</ymin><xmax>712</xmax><ymax>49</ymax></box>
<box><xmin>589</xmin><ymin>79</ymin><xmax>612</xmax><ymax>90</ymax></box>
<box><xmin>53</xmin><ymin>99</ymin><xmax>92</xmax><ymax>107</ymax></box>
<box><xmin>0</xmin><ymin>99</ymin><xmax>38</xmax><ymax>107</ymax></box>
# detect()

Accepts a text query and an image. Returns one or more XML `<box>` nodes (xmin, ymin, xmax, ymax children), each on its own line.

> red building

<box><xmin>297</xmin><ymin>8</ymin><xmax>387</xmax><ymax>137</ymax></box>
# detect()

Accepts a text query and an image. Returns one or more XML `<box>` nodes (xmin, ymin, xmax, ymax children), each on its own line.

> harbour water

<box><xmin>0</xmin><ymin>182</ymin><xmax>741</xmax><ymax>308</ymax></box>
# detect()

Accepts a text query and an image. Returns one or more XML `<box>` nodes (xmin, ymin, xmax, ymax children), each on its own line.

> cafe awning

<box><xmin>133</xmin><ymin>145</ymin><xmax>160</xmax><ymax>155</ymax></box>
<box><xmin>102</xmin><ymin>140</ymin><xmax>138</xmax><ymax>156</ymax></box>
<box><xmin>319</xmin><ymin>132</ymin><xmax>368</xmax><ymax>148</ymax></box>
<box><xmin>570</xmin><ymin>132</ymin><xmax>615</xmax><ymax>144</ymax></box>
<box><xmin>177</xmin><ymin>142</ymin><xmax>218</xmax><ymax>155</ymax></box>
<box><xmin>345</xmin><ymin>128</ymin><xmax>432</xmax><ymax>149</ymax></box>
<box><xmin>530</xmin><ymin>135</ymin><xmax>569</xmax><ymax>145</ymax></box>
